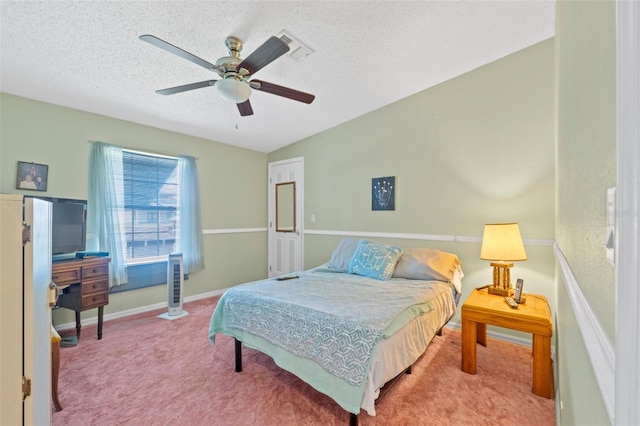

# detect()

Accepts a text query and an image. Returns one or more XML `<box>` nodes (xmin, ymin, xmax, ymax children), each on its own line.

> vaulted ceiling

<box><xmin>0</xmin><ymin>1</ymin><xmax>555</xmax><ymax>153</ymax></box>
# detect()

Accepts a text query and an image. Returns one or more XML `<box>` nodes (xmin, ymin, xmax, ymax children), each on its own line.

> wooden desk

<box><xmin>53</xmin><ymin>257</ymin><xmax>110</xmax><ymax>340</ymax></box>
<box><xmin>461</xmin><ymin>288</ymin><xmax>554</xmax><ymax>399</ymax></box>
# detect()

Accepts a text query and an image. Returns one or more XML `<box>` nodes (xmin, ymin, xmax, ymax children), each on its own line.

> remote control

<box><xmin>504</xmin><ymin>296</ymin><xmax>519</xmax><ymax>309</ymax></box>
<box><xmin>276</xmin><ymin>275</ymin><xmax>299</xmax><ymax>281</ymax></box>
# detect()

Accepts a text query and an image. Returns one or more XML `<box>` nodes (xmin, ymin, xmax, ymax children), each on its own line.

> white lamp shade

<box><xmin>215</xmin><ymin>78</ymin><xmax>252</xmax><ymax>103</ymax></box>
<box><xmin>480</xmin><ymin>223</ymin><xmax>528</xmax><ymax>261</ymax></box>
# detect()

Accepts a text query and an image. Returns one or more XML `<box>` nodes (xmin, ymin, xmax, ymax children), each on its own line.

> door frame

<box><xmin>614</xmin><ymin>2</ymin><xmax>640</xmax><ymax>424</ymax></box>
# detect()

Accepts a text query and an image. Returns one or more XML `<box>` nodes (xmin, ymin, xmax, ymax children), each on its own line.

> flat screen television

<box><xmin>30</xmin><ymin>196</ymin><xmax>88</xmax><ymax>261</ymax></box>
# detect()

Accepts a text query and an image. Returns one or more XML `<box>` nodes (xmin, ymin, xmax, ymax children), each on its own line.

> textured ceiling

<box><xmin>0</xmin><ymin>1</ymin><xmax>555</xmax><ymax>153</ymax></box>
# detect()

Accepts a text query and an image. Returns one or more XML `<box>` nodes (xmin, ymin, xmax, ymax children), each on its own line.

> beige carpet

<box><xmin>52</xmin><ymin>296</ymin><xmax>555</xmax><ymax>425</ymax></box>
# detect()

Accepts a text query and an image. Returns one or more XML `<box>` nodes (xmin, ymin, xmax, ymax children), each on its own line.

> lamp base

<box><xmin>486</xmin><ymin>262</ymin><xmax>514</xmax><ymax>297</ymax></box>
<box><xmin>488</xmin><ymin>286</ymin><xmax>510</xmax><ymax>296</ymax></box>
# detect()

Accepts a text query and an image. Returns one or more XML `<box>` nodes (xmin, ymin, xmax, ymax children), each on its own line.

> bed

<box><xmin>208</xmin><ymin>238</ymin><xmax>463</xmax><ymax>424</ymax></box>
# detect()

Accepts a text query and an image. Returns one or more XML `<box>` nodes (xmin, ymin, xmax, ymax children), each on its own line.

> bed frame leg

<box><xmin>234</xmin><ymin>338</ymin><xmax>242</xmax><ymax>372</ymax></box>
<box><xmin>436</xmin><ymin>327</ymin><xmax>443</xmax><ymax>336</ymax></box>
<box><xmin>349</xmin><ymin>413</ymin><xmax>358</xmax><ymax>426</ymax></box>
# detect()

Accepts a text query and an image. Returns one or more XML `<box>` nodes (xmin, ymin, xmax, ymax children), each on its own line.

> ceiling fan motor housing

<box><xmin>215</xmin><ymin>36</ymin><xmax>246</xmax><ymax>73</ymax></box>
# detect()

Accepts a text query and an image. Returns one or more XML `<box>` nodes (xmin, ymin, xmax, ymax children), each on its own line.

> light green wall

<box><xmin>0</xmin><ymin>11</ymin><xmax>617</xmax><ymax>420</ymax></box>
<box><xmin>269</xmin><ymin>39</ymin><xmax>556</xmax><ymax>331</ymax></box>
<box><xmin>555</xmin><ymin>0</ymin><xmax>616</xmax><ymax>424</ymax></box>
<box><xmin>0</xmin><ymin>93</ymin><xmax>268</xmax><ymax>324</ymax></box>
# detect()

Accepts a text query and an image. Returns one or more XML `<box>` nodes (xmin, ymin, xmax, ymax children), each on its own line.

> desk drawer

<box><xmin>52</xmin><ymin>268</ymin><xmax>82</xmax><ymax>285</ymax></box>
<box><xmin>82</xmin><ymin>292</ymin><xmax>108</xmax><ymax>310</ymax></box>
<box><xmin>83</xmin><ymin>278</ymin><xmax>108</xmax><ymax>295</ymax></box>
<box><xmin>83</xmin><ymin>264</ymin><xmax>109</xmax><ymax>280</ymax></box>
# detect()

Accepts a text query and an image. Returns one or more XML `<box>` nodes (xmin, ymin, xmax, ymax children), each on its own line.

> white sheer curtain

<box><xmin>177</xmin><ymin>155</ymin><xmax>204</xmax><ymax>274</ymax></box>
<box><xmin>87</xmin><ymin>141</ymin><xmax>128</xmax><ymax>287</ymax></box>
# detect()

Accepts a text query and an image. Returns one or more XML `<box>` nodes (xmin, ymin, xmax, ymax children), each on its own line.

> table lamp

<box><xmin>480</xmin><ymin>223</ymin><xmax>527</xmax><ymax>296</ymax></box>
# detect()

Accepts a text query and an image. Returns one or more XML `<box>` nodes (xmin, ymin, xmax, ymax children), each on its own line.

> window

<box><xmin>122</xmin><ymin>150</ymin><xmax>178</xmax><ymax>263</ymax></box>
<box><xmin>88</xmin><ymin>141</ymin><xmax>203</xmax><ymax>292</ymax></box>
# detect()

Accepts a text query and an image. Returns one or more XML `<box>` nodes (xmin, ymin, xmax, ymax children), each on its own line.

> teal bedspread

<box><xmin>208</xmin><ymin>269</ymin><xmax>452</xmax><ymax>413</ymax></box>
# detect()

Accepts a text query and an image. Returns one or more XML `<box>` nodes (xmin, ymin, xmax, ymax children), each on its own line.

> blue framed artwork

<box><xmin>372</xmin><ymin>176</ymin><xmax>395</xmax><ymax>211</ymax></box>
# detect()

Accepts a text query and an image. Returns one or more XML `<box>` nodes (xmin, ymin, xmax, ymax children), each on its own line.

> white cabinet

<box><xmin>0</xmin><ymin>195</ymin><xmax>52</xmax><ymax>425</ymax></box>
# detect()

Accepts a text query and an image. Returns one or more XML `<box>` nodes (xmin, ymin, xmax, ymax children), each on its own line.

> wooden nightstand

<box><xmin>461</xmin><ymin>287</ymin><xmax>554</xmax><ymax>399</ymax></box>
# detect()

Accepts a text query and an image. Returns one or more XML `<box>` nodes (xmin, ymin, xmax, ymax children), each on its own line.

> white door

<box><xmin>24</xmin><ymin>197</ymin><xmax>53</xmax><ymax>425</ymax></box>
<box><xmin>268</xmin><ymin>158</ymin><xmax>304</xmax><ymax>277</ymax></box>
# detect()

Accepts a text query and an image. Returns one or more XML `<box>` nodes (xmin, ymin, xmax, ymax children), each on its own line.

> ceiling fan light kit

<box><xmin>140</xmin><ymin>33</ymin><xmax>315</xmax><ymax>117</ymax></box>
<box><xmin>216</xmin><ymin>78</ymin><xmax>251</xmax><ymax>103</ymax></box>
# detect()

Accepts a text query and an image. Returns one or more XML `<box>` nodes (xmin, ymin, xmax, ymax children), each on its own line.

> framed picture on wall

<box><xmin>16</xmin><ymin>161</ymin><xmax>48</xmax><ymax>192</ymax></box>
<box><xmin>372</xmin><ymin>176</ymin><xmax>395</xmax><ymax>210</ymax></box>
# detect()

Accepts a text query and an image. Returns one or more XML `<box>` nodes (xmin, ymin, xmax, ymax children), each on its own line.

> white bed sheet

<box><xmin>362</xmin><ymin>284</ymin><xmax>456</xmax><ymax>415</ymax></box>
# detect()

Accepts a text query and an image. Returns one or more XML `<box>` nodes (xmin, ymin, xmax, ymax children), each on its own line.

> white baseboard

<box><xmin>54</xmin><ymin>288</ymin><xmax>227</xmax><ymax>332</ymax></box>
<box><xmin>59</xmin><ymin>288</ymin><xmax>546</xmax><ymax>351</ymax></box>
<box><xmin>58</xmin><ymin>287</ymin><xmax>542</xmax><ymax>352</ymax></box>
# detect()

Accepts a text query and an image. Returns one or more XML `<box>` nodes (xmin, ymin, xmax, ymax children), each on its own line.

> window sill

<box><xmin>110</xmin><ymin>260</ymin><xmax>168</xmax><ymax>294</ymax></box>
<box><xmin>125</xmin><ymin>256</ymin><xmax>170</xmax><ymax>267</ymax></box>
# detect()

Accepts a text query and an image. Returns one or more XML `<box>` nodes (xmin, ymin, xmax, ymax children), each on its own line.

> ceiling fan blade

<box><xmin>156</xmin><ymin>80</ymin><xmax>217</xmax><ymax>95</ymax></box>
<box><xmin>251</xmin><ymin>80</ymin><xmax>315</xmax><ymax>104</ymax></box>
<box><xmin>237</xmin><ymin>100</ymin><xmax>254</xmax><ymax>116</ymax></box>
<box><xmin>140</xmin><ymin>34</ymin><xmax>221</xmax><ymax>73</ymax></box>
<box><xmin>237</xmin><ymin>36</ymin><xmax>289</xmax><ymax>75</ymax></box>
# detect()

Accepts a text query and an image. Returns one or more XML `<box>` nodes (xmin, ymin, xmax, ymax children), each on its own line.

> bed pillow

<box><xmin>392</xmin><ymin>247</ymin><xmax>462</xmax><ymax>284</ymax></box>
<box><xmin>325</xmin><ymin>237</ymin><xmax>360</xmax><ymax>272</ymax></box>
<box><xmin>348</xmin><ymin>240</ymin><xmax>403</xmax><ymax>280</ymax></box>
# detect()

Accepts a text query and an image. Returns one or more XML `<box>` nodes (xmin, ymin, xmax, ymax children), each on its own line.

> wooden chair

<box><xmin>51</xmin><ymin>325</ymin><xmax>62</xmax><ymax>411</ymax></box>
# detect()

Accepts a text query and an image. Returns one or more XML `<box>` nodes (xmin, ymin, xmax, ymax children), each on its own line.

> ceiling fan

<box><xmin>140</xmin><ymin>34</ymin><xmax>315</xmax><ymax>117</ymax></box>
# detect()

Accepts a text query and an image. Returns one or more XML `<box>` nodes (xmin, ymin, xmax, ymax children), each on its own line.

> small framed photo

<box><xmin>16</xmin><ymin>161</ymin><xmax>48</xmax><ymax>192</ymax></box>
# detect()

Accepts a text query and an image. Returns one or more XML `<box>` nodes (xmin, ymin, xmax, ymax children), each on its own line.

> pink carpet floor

<box><xmin>52</xmin><ymin>296</ymin><xmax>555</xmax><ymax>425</ymax></box>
